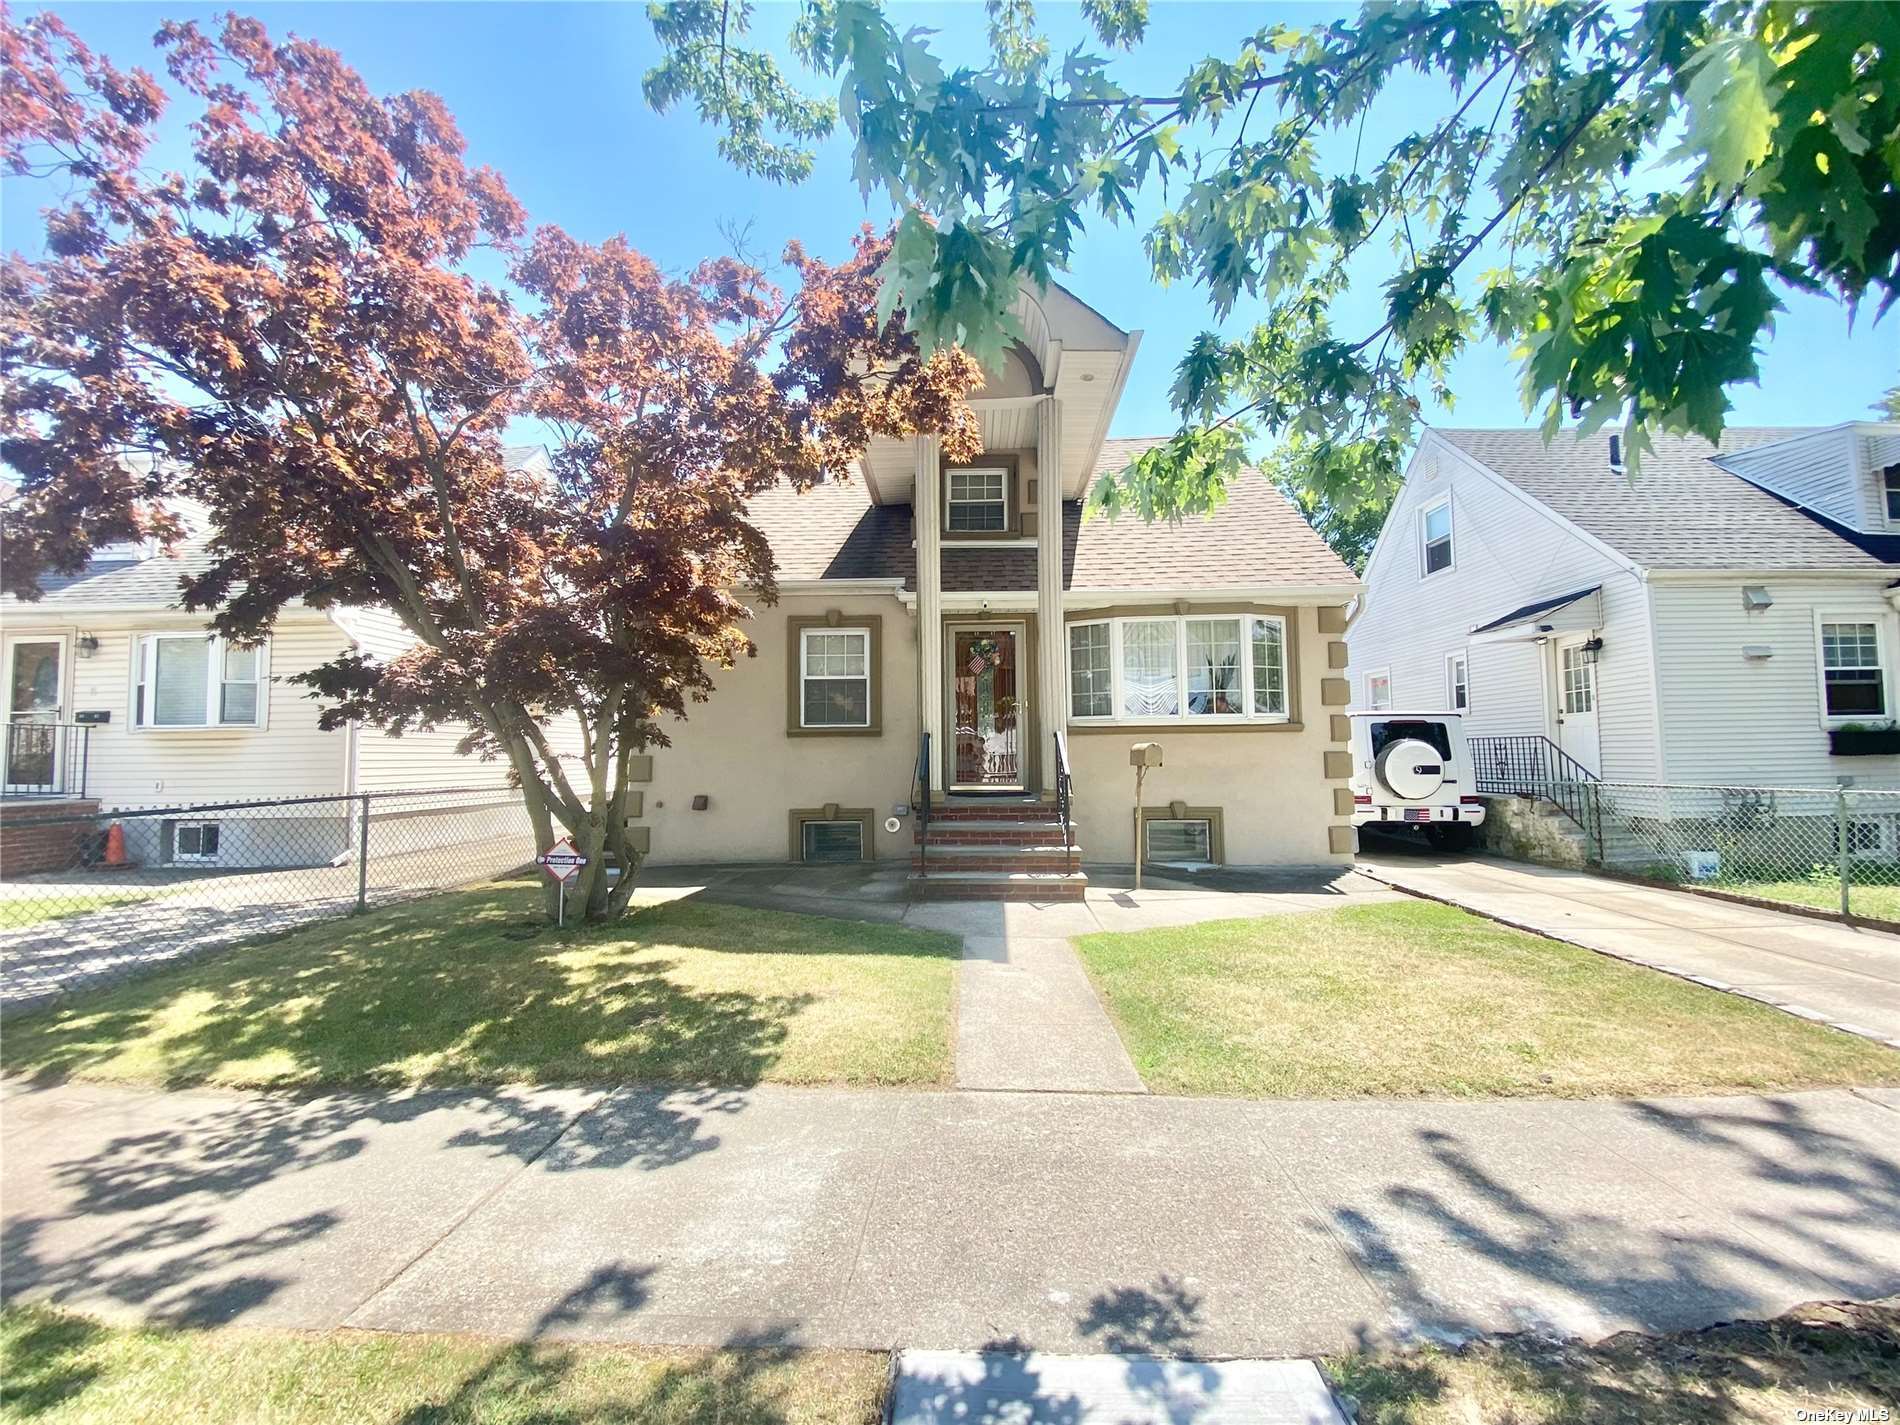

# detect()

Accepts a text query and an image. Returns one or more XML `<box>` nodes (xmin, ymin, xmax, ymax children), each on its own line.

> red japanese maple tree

<box><xmin>0</xmin><ymin>11</ymin><xmax>979</xmax><ymax>921</ymax></box>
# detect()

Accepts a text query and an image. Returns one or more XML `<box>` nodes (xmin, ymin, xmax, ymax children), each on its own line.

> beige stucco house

<box><xmin>628</xmin><ymin>285</ymin><xmax>1364</xmax><ymax>895</ymax></box>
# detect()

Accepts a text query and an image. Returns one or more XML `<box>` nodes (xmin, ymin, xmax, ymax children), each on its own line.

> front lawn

<box><xmin>0</xmin><ymin>1305</ymin><xmax>884</xmax><ymax>1424</ymax></box>
<box><xmin>1074</xmin><ymin>900</ymin><xmax>1900</xmax><ymax>1098</ymax></box>
<box><xmin>2</xmin><ymin>883</ymin><xmax>959</xmax><ymax>1091</ymax></box>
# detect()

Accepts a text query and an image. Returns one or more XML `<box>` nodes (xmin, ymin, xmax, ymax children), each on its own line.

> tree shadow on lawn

<box><xmin>1</xmin><ymin>887</ymin><xmax>961</xmax><ymax>1092</ymax></box>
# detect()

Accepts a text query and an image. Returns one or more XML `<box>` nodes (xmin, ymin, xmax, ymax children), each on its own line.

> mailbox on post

<box><xmin>1129</xmin><ymin>743</ymin><xmax>1164</xmax><ymax>891</ymax></box>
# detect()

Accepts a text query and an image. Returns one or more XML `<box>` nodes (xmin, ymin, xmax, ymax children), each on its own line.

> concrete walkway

<box><xmin>1359</xmin><ymin>852</ymin><xmax>1900</xmax><ymax>1049</ymax></box>
<box><xmin>5</xmin><ymin>1077</ymin><xmax>1896</xmax><ymax>1357</ymax></box>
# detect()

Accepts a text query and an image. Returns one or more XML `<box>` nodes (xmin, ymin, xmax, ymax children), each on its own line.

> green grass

<box><xmin>0</xmin><ymin>886</ymin><xmax>179</xmax><ymax>931</ymax></box>
<box><xmin>1073</xmin><ymin>900</ymin><xmax>1900</xmax><ymax>1098</ymax></box>
<box><xmin>1327</xmin><ymin>1296</ymin><xmax>1900</xmax><ymax>1425</ymax></box>
<box><xmin>1</xmin><ymin>882</ymin><xmax>959</xmax><ymax>1092</ymax></box>
<box><xmin>1699</xmin><ymin>876</ymin><xmax>1900</xmax><ymax>923</ymax></box>
<box><xmin>0</xmin><ymin>1304</ymin><xmax>885</xmax><ymax>1424</ymax></box>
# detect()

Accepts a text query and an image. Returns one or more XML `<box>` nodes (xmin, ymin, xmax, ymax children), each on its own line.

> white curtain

<box><xmin>1121</xmin><ymin>620</ymin><xmax>1179</xmax><ymax>718</ymax></box>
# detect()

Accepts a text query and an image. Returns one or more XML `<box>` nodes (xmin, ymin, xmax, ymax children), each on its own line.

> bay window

<box><xmin>1068</xmin><ymin>614</ymin><xmax>1291</xmax><ymax>724</ymax></box>
<box><xmin>135</xmin><ymin>634</ymin><xmax>267</xmax><ymax>729</ymax></box>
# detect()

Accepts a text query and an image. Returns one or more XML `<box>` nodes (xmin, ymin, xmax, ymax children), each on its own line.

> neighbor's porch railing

<box><xmin>1468</xmin><ymin>733</ymin><xmax>1598</xmax><ymax>838</ymax></box>
<box><xmin>1</xmin><ymin>721</ymin><xmax>91</xmax><ymax>799</ymax></box>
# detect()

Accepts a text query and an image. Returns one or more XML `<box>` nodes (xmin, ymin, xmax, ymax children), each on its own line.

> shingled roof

<box><xmin>746</xmin><ymin>435</ymin><xmax>1357</xmax><ymax>594</ymax></box>
<box><xmin>1436</xmin><ymin>427</ymin><xmax>1900</xmax><ymax>571</ymax></box>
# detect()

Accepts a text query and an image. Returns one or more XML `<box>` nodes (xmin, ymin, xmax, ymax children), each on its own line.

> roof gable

<box><xmin>1435</xmin><ymin>426</ymin><xmax>1894</xmax><ymax>572</ymax></box>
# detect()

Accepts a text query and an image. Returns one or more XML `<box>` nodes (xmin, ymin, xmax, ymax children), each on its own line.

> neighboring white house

<box><xmin>1348</xmin><ymin>421</ymin><xmax>1900</xmax><ymax>790</ymax></box>
<box><xmin>0</xmin><ymin>450</ymin><xmax>570</xmax><ymax>868</ymax></box>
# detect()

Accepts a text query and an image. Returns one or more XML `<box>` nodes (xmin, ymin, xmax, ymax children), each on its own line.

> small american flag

<box><xmin>967</xmin><ymin>649</ymin><xmax>992</xmax><ymax>674</ymax></box>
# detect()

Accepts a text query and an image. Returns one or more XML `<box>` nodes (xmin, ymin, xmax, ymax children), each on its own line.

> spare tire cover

<box><xmin>1374</xmin><ymin>738</ymin><xmax>1447</xmax><ymax>800</ymax></box>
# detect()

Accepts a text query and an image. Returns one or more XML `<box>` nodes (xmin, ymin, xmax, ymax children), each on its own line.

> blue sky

<box><xmin>4</xmin><ymin>1</ymin><xmax>1893</xmax><ymax>445</ymax></box>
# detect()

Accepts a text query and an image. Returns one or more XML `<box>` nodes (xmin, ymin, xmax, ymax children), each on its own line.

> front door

<box><xmin>949</xmin><ymin>626</ymin><xmax>1024</xmax><ymax>790</ymax></box>
<box><xmin>1554</xmin><ymin>636</ymin><xmax>1600</xmax><ymax>775</ymax></box>
<box><xmin>4</xmin><ymin>636</ymin><xmax>67</xmax><ymax>794</ymax></box>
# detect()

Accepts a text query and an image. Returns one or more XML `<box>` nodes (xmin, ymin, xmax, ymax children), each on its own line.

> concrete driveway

<box><xmin>5</xmin><ymin>1077</ymin><xmax>1896</xmax><ymax>1357</ymax></box>
<box><xmin>1358</xmin><ymin>851</ymin><xmax>1900</xmax><ymax>1048</ymax></box>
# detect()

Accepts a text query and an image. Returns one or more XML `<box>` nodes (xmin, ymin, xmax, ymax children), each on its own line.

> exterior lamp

<box><xmin>75</xmin><ymin>633</ymin><xmax>100</xmax><ymax>659</ymax></box>
<box><xmin>1581</xmin><ymin>636</ymin><xmax>1604</xmax><ymax>664</ymax></box>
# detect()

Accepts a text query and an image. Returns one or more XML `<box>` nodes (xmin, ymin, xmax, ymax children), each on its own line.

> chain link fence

<box><xmin>1</xmin><ymin>787</ymin><xmax>539</xmax><ymax>1009</ymax></box>
<box><xmin>1588</xmin><ymin>781</ymin><xmax>1900</xmax><ymax>922</ymax></box>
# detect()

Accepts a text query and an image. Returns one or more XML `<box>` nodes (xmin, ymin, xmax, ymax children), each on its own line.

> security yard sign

<box><xmin>538</xmin><ymin>837</ymin><xmax>586</xmax><ymax>884</ymax></box>
<box><xmin>537</xmin><ymin>837</ymin><xmax>588</xmax><ymax>926</ymax></box>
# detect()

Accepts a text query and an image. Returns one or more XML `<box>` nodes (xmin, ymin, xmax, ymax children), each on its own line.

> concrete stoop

<box><xmin>889</xmin><ymin>1350</ymin><xmax>1348</xmax><ymax>1424</ymax></box>
<box><xmin>910</xmin><ymin>800</ymin><xmax>1088</xmax><ymax>901</ymax></box>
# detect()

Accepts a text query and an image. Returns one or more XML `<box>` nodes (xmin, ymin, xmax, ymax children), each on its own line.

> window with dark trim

<box><xmin>947</xmin><ymin>466</ymin><xmax>1009</xmax><ymax>532</ymax></box>
<box><xmin>1884</xmin><ymin>465</ymin><xmax>1900</xmax><ymax>522</ymax></box>
<box><xmin>799</xmin><ymin>628</ymin><xmax>870</xmax><ymax>728</ymax></box>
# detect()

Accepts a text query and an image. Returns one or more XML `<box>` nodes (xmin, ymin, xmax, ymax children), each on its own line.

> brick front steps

<box><xmin>0</xmin><ymin>798</ymin><xmax>101</xmax><ymax>877</ymax></box>
<box><xmin>908</xmin><ymin>799</ymin><xmax>1088</xmax><ymax>901</ymax></box>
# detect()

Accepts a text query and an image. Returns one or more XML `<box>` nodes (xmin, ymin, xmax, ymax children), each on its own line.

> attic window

<box><xmin>1883</xmin><ymin>464</ymin><xmax>1900</xmax><ymax>522</ymax></box>
<box><xmin>1420</xmin><ymin>498</ymin><xmax>1453</xmax><ymax>575</ymax></box>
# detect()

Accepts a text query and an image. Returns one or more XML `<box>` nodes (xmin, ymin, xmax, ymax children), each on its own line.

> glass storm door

<box><xmin>950</xmin><ymin>628</ymin><xmax>1023</xmax><ymax>789</ymax></box>
<box><xmin>4</xmin><ymin>638</ymin><xmax>65</xmax><ymax>793</ymax></box>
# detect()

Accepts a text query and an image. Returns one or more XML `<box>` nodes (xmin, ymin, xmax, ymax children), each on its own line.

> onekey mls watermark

<box><xmin>1794</xmin><ymin>1409</ymin><xmax>1892</xmax><ymax>1422</ymax></box>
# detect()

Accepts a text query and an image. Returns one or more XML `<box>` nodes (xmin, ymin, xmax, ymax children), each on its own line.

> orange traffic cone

<box><xmin>104</xmin><ymin>821</ymin><xmax>129</xmax><ymax>868</ymax></box>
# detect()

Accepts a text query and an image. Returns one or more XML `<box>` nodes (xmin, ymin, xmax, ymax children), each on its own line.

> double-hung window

<box><xmin>799</xmin><ymin>627</ymin><xmax>871</xmax><ymax>728</ymax></box>
<box><xmin>1365</xmin><ymin>669</ymin><xmax>1393</xmax><ymax>711</ymax></box>
<box><xmin>1067</xmin><ymin>614</ymin><xmax>1290</xmax><ymax>724</ymax></box>
<box><xmin>135</xmin><ymin>634</ymin><xmax>266</xmax><ymax>729</ymax></box>
<box><xmin>946</xmin><ymin>466</ymin><xmax>1009</xmax><ymax>532</ymax></box>
<box><xmin>1421</xmin><ymin>498</ymin><xmax>1453</xmax><ymax>575</ymax></box>
<box><xmin>1447</xmin><ymin>653</ymin><xmax>1469</xmax><ymax>711</ymax></box>
<box><xmin>1885</xmin><ymin>465</ymin><xmax>1900</xmax><ymax>523</ymax></box>
<box><xmin>1820</xmin><ymin>620</ymin><xmax>1886</xmax><ymax>719</ymax></box>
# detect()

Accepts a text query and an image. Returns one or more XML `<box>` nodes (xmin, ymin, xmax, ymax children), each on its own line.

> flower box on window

<box><xmin>1828</xmin><ymin>723</ymin><xmax>1900</xmax><ymax>757</ymax></box>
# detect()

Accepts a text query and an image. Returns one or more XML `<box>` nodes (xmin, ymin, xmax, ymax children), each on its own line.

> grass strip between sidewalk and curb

<box><xmin>5</xmin><ymin>1295</ymin><xmax>1895</xmax><ymax>1424</ymax></box>
<box><xmin>1073</xmin><ymin>900</ymin><xmax>1900</xmax><ymax>1098</ymax></box>
<box><xmin>0</xmin><ymin>1305</ymin><xmax>884</xmax><ymax>1424</ymax></box>
<box><xmin>1</xmin><ymin>882</ymin><xmax>960</xmax><ymax>1092</ymax></box>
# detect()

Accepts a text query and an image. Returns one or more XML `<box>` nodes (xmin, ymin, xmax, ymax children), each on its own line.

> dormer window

<box><xmin>1884</xmin><ymin>464</ymin><xmax>1900</xmax><ymax>522</ymax></box>
<box><xmin>943</xmin><ymin>458</ymin><xmax>1018</xmax><ymax>537</ymax></box>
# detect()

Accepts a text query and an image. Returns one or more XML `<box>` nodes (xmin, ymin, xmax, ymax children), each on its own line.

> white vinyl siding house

<box><xmin>1</xmin><ymin>543</ymin><xmax>589</xmax><ymax>867</ymax></box>
<box><xmin>1350</xmin><ymin>423</ymin><xmax>1900</xmax><ymax>790</ymax></box>
<box><xmin>1349</xmin><ymin>435</ymin><xmax>1659</xmax><ymax>781</ymax></box>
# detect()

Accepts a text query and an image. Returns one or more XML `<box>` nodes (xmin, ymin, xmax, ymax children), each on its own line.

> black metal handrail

<box><xmin>2</xmin><ymin>721</ymin><xmax>91</xmax><ymax>799</ymax></box>
<box><xmin>914</xmin><ymin>730</ymin><xmax>932</xmax><ymax>878</ymax></box>
<box><xmin>1469</xmin><ymin>733</ymin><xmax>1597</xmax><ymax>831</ymax></box>
<box><xmin>1053</xmin><ymin>728</ymin><xmax>1075</xmax><ymax>874</ymax></box>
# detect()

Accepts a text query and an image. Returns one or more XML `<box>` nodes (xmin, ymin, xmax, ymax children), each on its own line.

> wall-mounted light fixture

<box><xmin>1581</xmin><ymin>635</ymin><xmax>1605</xmax><ymax>664</ymax></box>
<box><xmin>75</xmin><ymin>633</ymin><xmax>100</xmax><ymax>659</ymax></box>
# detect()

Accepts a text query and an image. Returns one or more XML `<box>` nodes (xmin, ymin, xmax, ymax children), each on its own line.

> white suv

<box><xmin>1348</xmin><ymin>710</ymin><xmax>1486</xmax><ymax>851</ymax></box>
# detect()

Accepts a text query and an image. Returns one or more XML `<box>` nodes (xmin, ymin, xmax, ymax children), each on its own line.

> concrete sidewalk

<box><xmin>1359</xmin><ymin>853</ymin><xmax>1900</xmax><ymax>1048</ymax></box>
<box><xmin>5</xmin><ymin>1077</ymin><xmax>1896</xmax><ymax>1357</ymax></box>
